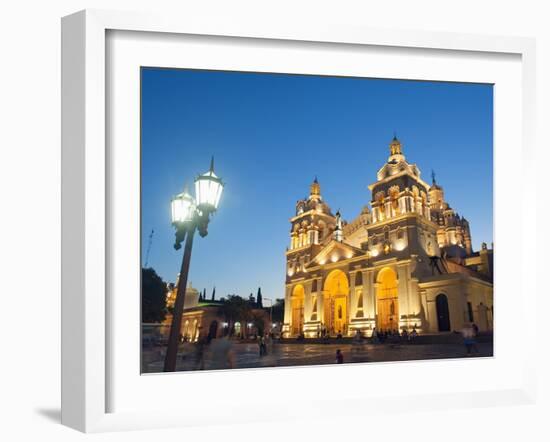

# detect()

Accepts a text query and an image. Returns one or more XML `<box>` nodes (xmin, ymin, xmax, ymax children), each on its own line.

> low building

<box><xmin>163</xmin><ymin>282</ymin><xmax>271</xmax><ymax>341</ymax></box>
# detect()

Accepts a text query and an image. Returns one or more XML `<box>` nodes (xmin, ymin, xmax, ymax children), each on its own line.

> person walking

<box><xmin>335</xmin><ymin>349</ymin><xmax>344</xmax><ymax>364</ymax></box>
<box><xmin>371</xmin><ymin>327</ymin><xmax>378</xmax><ymax>344</ymax></box>
<box><xmin>471</xmin><ymin>323</ymin><xmax>480</xmax><ymax>354</ymax></box>
<box><xmin>459</xmin><ymin>323</ymin><xmax>476</xmax><ymax>356</ymax></box>
<box><xmin>258</xmin><ymin>335</ymin><xmax>267</xmax><ymax>357</ymax></box>
<box><xmin>194</xmin><ymin>330</ymin><xmax>208</xmax><ymax>370</ymax></box>
<box><xmin>410</xmin><ymin>327</ymin><xmax>418</xmax><ymax>342</ymax></box>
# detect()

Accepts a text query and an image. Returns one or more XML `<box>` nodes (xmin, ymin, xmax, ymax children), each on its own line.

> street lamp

<box><xmin>195</xmin><ymin>157</ymin><xmax>224</xmax><ymax>212</ymax></box>
<box><xmin>164</xmin><ymin>157</ymin><xmax>224</xmax><ymax>372</ymax></box>
<box><xmin>170</xmin><ymin>188</ymin><xmax>195</xmax><ymax>225</ymax></box>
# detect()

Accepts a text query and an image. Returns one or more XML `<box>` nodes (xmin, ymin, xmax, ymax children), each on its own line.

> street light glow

<box><xmin>171</xmin><ymin>189</ymin><xmax>196</xmax><ymax>224</ymax></box>
<box><xmin>195</xmin><ymin>157</ymin><xmax>224</xmax><ymax>211</ymax></box>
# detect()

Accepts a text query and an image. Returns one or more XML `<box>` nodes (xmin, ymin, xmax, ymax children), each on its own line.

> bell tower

<box><xmin>428</xmin><ymin>170</ymin><xmax>445</xmax><ymax>212</ymax></box>
<box><xmin>428</xmin><ymin>171</ymin><xmax>473</xmax><ymax>256</ymax></box>
<box><xmin>388</xmin><ymin>135</ymin><xmax>405</xmax><ymax>162</ymax></box>
<box><xmin>309</xmin><ymin>176</ymin><xmax>321</xmax><ymax>200</ymax></box>
<box><xmin>286</xmin><ymin>178</ymin><xmax>337</xmax><ymax>279</ymax></box>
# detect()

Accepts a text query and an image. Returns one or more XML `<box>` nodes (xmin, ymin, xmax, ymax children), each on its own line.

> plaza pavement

<box><xmin>142</xmin><ymin>337</ymin><xmax>493</xmax><ymax>373</ymax></box>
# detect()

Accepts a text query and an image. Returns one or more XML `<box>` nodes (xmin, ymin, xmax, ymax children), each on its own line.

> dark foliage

<box><xmin>142</xmin><ymin>267</ymin><xmax>167</xmax><ymax>323</ymax></box>
<box><xmin>271</xmin><ymin>298</ymin><xmax>285</xmax><ymax>323</ymax></box>
<box><xmin>256</xmin><ymin>287</ymin><xmax>263</xmax><ymax>308</ymax></box>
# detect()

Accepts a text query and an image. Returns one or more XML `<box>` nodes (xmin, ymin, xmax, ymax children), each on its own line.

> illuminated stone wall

<box><xmin>283</xmin><ymin>137</ymin><xmax>493</xmax><ymax>338</ymax></box>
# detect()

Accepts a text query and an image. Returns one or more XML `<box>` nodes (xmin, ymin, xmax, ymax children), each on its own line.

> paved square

<box><xmin>142</xmin><ymin>338</ymin><xmax>493</xmax><ymax>373</ymax></box>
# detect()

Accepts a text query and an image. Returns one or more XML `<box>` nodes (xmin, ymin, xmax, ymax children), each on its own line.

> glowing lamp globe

<box><xmin>195</xmin><ymin>157</ymin><xmax>224</xmax><ymax>211</ymax></box>
<box><xmin>171</xmin><ymin>189</ymin><xmax>196</xmax><ymax>224</ymax></box>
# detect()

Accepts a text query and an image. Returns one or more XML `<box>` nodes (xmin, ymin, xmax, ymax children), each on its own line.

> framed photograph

<box><xmin>61</xmin><ymin>9</ymin><xmax>537</xmax><ymax>432</ymax></box>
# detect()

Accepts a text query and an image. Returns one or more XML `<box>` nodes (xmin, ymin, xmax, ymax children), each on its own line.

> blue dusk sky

<box><xmin>141</xmin><ymin>68</ymin><xmax>493</xmax><ymax>301</ymax></box>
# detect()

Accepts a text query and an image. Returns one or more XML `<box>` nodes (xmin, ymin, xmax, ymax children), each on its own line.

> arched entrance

<box><xmin>323</xmin><ymin>270</ymin><xmax>349</xmax><ymax>336</ymax></box>
<box><xmin>436</xmin><ymin>294</ymin><xmax>450</xmax><ymax>332</ymax></box>
<box><xmin>376</xmin><ymin>267</ymin><xmax>399</xmax><ymax>331</ymax></box>
<box><xmin>291</xmin><ymin>285</ymin><xmax>305</xmax><ymax>336</ymax></box>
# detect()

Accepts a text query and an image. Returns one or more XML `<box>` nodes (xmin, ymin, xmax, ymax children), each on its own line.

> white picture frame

<box><xmin>61</xmin><ymin>9</ymin><xmax>537</xmax><ymax>433</ymax></box>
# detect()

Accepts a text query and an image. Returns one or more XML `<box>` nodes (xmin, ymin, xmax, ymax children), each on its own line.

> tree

<box><xmin>211</xmin><ymin>286</ymin><xmax>216</xmax><ymax>301</ymax></box>
<box><xmin>142</xmin><ymin>267</ymin><xmax>167</xmax><ymax>323</ymax></box>
<box><xmin>271</xmin><ymin>298</ymin><xmax>285</xmax><ymax>323</ymax></box>
<box><xmin>256</xmin><ymin>287</ymin><xmax>263</xmax><ymax>308</ymax></box>
<box><xmin>217</xmin><ymin>295</ymin><xmax>251</xmax><ymax>337</ymax></box>
<box><xmin>251</xmin><ymin>310</ymin><xmax>266</xmax><ymax>336</ymax></box>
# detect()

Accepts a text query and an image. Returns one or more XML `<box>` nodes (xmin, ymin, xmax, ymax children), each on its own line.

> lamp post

<box><xmin>164</xmin><ymin>157</ymin><xmax>224</xmax><ymax>372</ymax></box>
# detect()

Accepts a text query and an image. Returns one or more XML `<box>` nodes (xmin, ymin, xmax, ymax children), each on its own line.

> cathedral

<box><xmin>282</xmin><ymin>137</ymin><xmax>493</xmax><ymax>338</ymax></box>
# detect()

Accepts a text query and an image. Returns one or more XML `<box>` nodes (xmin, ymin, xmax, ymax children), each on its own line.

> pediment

<box><xmin>308</xmin><ymin>240</ymin><xmax>365</xmax><ymax>267</ymax></box>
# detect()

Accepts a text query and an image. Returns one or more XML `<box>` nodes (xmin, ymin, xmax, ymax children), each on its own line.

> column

<box><xmin>315</xmin><ymin>276</ymin><xmax>323</xmax><ymax>322</ymax></box>
<box><xmin>283</xmin><ymin>285</ymin><xmax>293</xmax><ymax>337</ymax></box>
<box><xmin>315</xmin><ymin>276</ymin><xmax>323</xmax><ymax>331</ymax></box>
<box><xmin>397</xmin><ymin>263</ymin><xmax>413</xmax><ymax>330</ymax></box>
<box><xmin>348</xmin><ymin>271</ymin><xmax>356</xmax><ymax>320</ymax></box>
<box><xmin>365</xmin><ymin>270</ymin><xmax>375</xmax><ymax>324</ymax></box>
<box><xmin>385</xmin><ymin>201</ymin><xmax>391</xmax><ymax>219</ymax></box>
<box><xmin>360</xmin><ymin>270</ymin><xmax>370</xmax><ymax>320</ymax></box>
<box><xmin>303</xmin><ymin>281</ymin><xmax>313</xmax><ymax>322</ymax></box>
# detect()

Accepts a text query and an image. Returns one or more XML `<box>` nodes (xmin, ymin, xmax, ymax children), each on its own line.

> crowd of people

<box><xmin>333</xmin><ymin>322</ymin><xmax>481</xmax><ymax>364</ymax></box>
<box><xmin>370</xmin><ymin>326</ymin><xmax>418</xmax><ymax>344</ymax></box>
<box><xmin>171</xmin><ymin>321</ymin><xmax>482</xmax><ymax>370</ymax></box>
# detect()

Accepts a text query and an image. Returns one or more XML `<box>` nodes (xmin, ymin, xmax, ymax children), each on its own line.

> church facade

<box><xmin>282</xmin><ymin>137</ymin><xmax>493</xmax><ymax>338</ymax></box>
